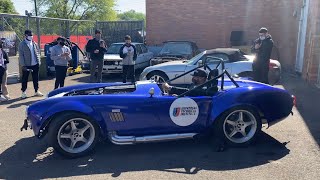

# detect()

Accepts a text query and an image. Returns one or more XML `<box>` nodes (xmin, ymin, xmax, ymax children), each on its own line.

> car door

<box><xmin>94</xmin><ymin>94</ymin><xmax>161</xmax><ymax>136</ymax></box>
<box><xmin>154</xmin><ymin>96</ymin><xmax>213</xmax><ymax>134</ymax></box>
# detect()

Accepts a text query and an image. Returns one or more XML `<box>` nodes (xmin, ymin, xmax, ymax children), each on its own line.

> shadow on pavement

<box><xmin>5</xmin><ymin>99</ymin><xmax>40</xmax><ymax>109</ymax></box>
<box><xmin>281</xmin><ymin>72</ymin><xmax>320</xmax><ymax>146</ymax></box>
<box><xmin>0</xmin><ymin>132</ymin><xmax>290</xmax><ymax>179</ymax></box>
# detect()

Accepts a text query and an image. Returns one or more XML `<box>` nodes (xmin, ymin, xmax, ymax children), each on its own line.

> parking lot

<box><xmin>0</xmin><ymin>72</ymin><xmax>319</xmax><ymax>180</ymax></box>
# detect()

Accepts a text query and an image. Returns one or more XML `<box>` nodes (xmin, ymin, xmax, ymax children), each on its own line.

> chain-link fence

<box><xmin>0</xmin><ymin>13</ymin><xmax>96</xmax><ymax>77</ymax></box>
<box><xmin>97</xmin><ymin>21</ymin><xmax>144</xmax><ymax>46</ymax></box>
<box><xmin>0</xmin><ymin>13</ymin><xmax>145</xmax><ymax>77</ymax></box>
<box><xmin>0</xmin><ymin>13</ymin><xmax>96</xmax><ymax>52</ymax></box>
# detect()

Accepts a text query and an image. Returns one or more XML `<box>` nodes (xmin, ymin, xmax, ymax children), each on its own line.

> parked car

<box><xmin>150</xmin><ymin>41</ymin><xmax>201</xmax><ymax>66</ymax></box>
<box><xmin>80</xmin><ymin>42</ymin><xmax>154</xmax><ymax>73</ymax></box>
<box><xmin>140</xmin><ymin>48</ymin><xmax>281</xmax><ymax>85</ymax></box>
<box><xmin>22</xmin><ymin>62</ymin><xmax>294</xmax><ymax>158</ymax></box>
<box><xmin>103</xmin><ymin>42</ymin><xmax>153</xmax><ymax>74</ymax></box>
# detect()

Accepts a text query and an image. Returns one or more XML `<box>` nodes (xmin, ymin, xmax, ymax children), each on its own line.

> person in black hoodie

<box><xmin>252</xmin><ymin>27</ymin><xmax>274</xmax><ymax>84</ymax></box>
<box><xmin>0</xmin><ymin>41</ymin><xmax>10</xmax><ymax>101</ymax></box>
<box><xmin>86</xmin><ymin>29</ymin><xmax>107</xmax><ymax>83</ymax></box>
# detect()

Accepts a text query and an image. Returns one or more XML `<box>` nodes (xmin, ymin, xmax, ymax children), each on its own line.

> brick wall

<box><xmin>302</xmin><ymin>0</ymin><xmax>320</xmax><ymax>84</ymax></box>
<box><xmin>146</xmin><ymin>0</ymin><xmax>302</xmax><ymax>70</ymax></box>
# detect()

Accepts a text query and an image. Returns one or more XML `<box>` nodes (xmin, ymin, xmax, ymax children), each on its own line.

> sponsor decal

<box><xmin>169</xmin><ymin>98</ymin><xmax>199</xmax><ymax>126</ymax></box>
<box><xmin>173</xmin><ymin>107</ymin><xmax>181</xmax><ymax>117</ymax></box>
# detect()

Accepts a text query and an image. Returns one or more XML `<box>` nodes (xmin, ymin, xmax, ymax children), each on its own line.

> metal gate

<box><xmin>96</xmin><ymin>21</ymin><xmax>144</xmax><ymax>46</ymax></box>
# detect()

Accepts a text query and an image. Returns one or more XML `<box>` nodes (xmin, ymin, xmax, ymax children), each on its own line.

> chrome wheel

<box><xmin>223</xmin><ymin>110</ymin><xmax>257</xmax><ymax>144</ymax></box>
<box><xmin>150</xmin><ymin>75</ymin><xmax>166</xmax><ymax>83</ymax></box>
<box><xmin>57</xmin><ymin>118</ymin><xmax>95</xmax><ymax>154</ymax></box>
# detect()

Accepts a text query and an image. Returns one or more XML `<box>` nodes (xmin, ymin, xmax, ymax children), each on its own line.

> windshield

<box><xmin>186</xmin><ymin>51</ymin><xmax>205</xmax><ymax>64</ymax></box>
<box><xmin>106</xmin><ymin>44</ymin><xmax>123</xmax><ymax>54</ymax></box>
<box><xmin>159</xmin><ymin>42</ymin><xmax>192</xmax><ymax>55</ymax></box>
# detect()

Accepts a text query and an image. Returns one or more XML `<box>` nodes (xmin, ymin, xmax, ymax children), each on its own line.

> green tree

<box><xmin>35</xmin><ymin>0</ymin><xmax>117</xmax><ymax>20</ymax></box>
<box><xmin>0</xmin><ymin>0</ymin><xmax>18</xmax><ymax>14</ymax></box>
<box><xmin>32</xmin><ymin>0</ymin><xmax>117</xmax><ymax>36</ymax></box>
<box><xmin>118</xmin><ymin>10</ymin><xmax>145</xmax><ymax>22</ymax></box>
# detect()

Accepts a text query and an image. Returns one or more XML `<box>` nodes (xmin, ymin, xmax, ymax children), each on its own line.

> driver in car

<box><xmin>162</xmin><ymin>69</ymin><xmax>209</xmax><ymax>96</ymax></box>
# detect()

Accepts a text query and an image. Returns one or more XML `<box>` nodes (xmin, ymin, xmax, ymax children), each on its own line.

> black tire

<box><xmin>213</xmin><ymin>106</ymin><xmax>262</xmax><ymax>147</ymax></box>
<box><xmin>48</xmin><ymin>113</ymin><xmax>100</xmax><ymax>158</ymax></box>
<box><xmin>146</xmin><ymin>71</ymin><xmax>169</xmax><ymax>83</ymax></box>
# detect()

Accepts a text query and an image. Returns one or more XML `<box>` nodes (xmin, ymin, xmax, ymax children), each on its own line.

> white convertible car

<box><xmin>140</xmin><ymin>48</ymin><xmax>281</xmax><ymax>85</ymax></box>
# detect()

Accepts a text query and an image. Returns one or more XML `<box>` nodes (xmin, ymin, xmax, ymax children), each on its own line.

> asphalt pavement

<box><xmin>0</xmin><ymin>72</ymin><xmax>319</xmax><ymax>180</ymax></box>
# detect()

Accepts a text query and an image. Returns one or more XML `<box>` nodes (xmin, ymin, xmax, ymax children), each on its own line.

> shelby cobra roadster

<box><xmin>22</xmin><ymin>59</ymin><xmax>295</xmax><ymax>158</ymax></box>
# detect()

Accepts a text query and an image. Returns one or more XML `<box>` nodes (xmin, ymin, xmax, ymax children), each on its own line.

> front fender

<box><xmin>32</xmin><ymin>100</ymin><xmax>107</xmax><ymax>138</ymax></box>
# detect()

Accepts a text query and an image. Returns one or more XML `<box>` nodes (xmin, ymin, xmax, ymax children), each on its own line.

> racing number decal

<box><xmin>169</xmin><ymin>98</ymin><xmax>199</xmax><ymax>126</ymax></box>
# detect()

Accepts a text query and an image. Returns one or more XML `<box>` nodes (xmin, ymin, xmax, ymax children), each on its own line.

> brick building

<box><xmin>301</xmin><ymin>0</ymin><xmax>320</xmax><ymax>86</ymax></box>
<box><xmin>146</xmin><ymin>0</ymin><xmax>320</xmax><ymax>86</ymax></box>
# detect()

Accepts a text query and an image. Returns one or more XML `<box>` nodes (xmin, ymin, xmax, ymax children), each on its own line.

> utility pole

<box><xmin>34</xmin><ymin>0</ymin><xmax>38</xmax><ymax>16</ymax></box>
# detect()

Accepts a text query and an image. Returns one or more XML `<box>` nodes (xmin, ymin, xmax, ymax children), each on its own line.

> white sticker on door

<box><xmin>169</xmin><ymin>98</ymin><xmax>199</xmax><ymax>126</ymax></box>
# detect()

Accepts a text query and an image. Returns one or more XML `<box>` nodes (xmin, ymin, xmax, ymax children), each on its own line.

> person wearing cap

<box><xmin>119</xmin><ymin>35</ymin><xmax>137</xmax><ymax>83</ymax></box>
<box><xmin>85</xmin><ymin>29</ymin><xmax>107</xmax><ymax>83</ymax></box>
<box><xmin>0</xmin><ymin>40</ymin><xmax>10</xmax><ymax>101</ymax></box>
<box><xmin>18</xmin><ymin>30</ymin><xmax>43</xmax><ymax>99</ymax></box>
<box><xmin>162</xmin><ymin>69</ymin><xmax>209</xmax><ymax>96</ymax></box>
<box><xmin>252</xmin><ymin>27</ymin><xmax>274</xmax><ymax>84</ymax></box>
<box><xmin>50</xmin><ymin>37</ymin><xmax>72</xmax><ymax>89</ymax></box>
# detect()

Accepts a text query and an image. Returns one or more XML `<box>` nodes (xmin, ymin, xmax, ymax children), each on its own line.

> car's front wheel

<box><xmin>214</xmin><ymin>106</ymin><xmax>262</xmax><ymax>146</ymax></box>
<box><xmin>48</xmin><ymin>113</ymin><xmax>100</xmax><ymax>158</ymax></box>
<box><xmin>146</xmin><ymin>71</ymin><xmax>169</xmax><ymax>83</ymax></box>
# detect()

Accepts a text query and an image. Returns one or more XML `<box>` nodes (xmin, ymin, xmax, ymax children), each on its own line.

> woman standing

<box><xmin>0</xmin><ymin>41</ymin><xmax>10</xmax><ymax>101</ymax></box>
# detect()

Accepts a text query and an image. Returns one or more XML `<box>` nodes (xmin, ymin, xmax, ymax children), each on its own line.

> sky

<box><xmin>11</xmin><ymin>0</ymin><xmax>146</xmax><ymax>15</ymax></box>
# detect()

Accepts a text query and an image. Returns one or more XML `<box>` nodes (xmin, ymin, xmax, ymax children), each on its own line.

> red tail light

<box><xmin>292</xmin><ymin>95</ymin><xmax>296</xmax><ymax>106</ymax></box>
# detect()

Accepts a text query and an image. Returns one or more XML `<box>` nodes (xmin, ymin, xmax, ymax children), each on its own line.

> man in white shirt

<box><xmin>18</xmin><ymin>30</ymin><xmax>43</xmax><ymax>99</ymax></box>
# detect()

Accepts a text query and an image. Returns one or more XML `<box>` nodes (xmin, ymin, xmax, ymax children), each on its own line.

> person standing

<box><xmin>85</xmin><ymin>29</ymin><xmax>107</xmax><ymax>83</ymax></box>
<box><xmin>19</xmin><ymin>30</ymin><xmax>43</xmax><ymax>98</ymax></box>
<box><xmin>119</xmin><ymin>35</ymin><xmax>137</xmax><ymax>83</ymax></box>
<box><xmin>0</xmin><ymin>41</ymin><xmax>10</xmax><ymax>101</ymax></box>
<box><xmin>252</xmin><ymin>27</ymin><xmax>274</xmax><ymax>84</ymax></box>
<box><xmin>50</xmin><ymin>37</ymin><xmax>72</xmax><ymax>89</ymax></box>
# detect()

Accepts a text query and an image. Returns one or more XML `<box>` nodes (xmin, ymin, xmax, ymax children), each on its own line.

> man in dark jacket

<box><xmin>162</xmin><ymin>69</ymin><xmax>211</xmax><ymax>96</ymax></box>
<box><xmin>86</xmin><ymin>29</ymin><xmax>107</xmax><ymax>83</ymax></box>
<box><xmin>119</xmin><ymin>35</ymin><xmax>137</xmax><ymax>83</ymax></box>
<box><xmin>252</xmin><ymin>27</ymin><xmax>274</xmax><ymax>84</ymax></box>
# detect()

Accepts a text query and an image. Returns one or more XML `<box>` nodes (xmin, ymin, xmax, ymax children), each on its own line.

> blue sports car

<box><xmin>22</xmin><ymin>59</ymin><xmax>295</xmax><ymax>158</ymax></box>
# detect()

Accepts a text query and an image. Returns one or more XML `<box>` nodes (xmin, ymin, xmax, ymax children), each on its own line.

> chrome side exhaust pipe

<box><xmin>109</xmin><ymin>132</ymin><xmax>197</xmax><ymax>145</ymax></box>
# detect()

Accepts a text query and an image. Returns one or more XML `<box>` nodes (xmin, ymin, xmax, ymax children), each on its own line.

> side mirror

<box><xmin>149</xmin><ymin>87</ymin><xmax>155</xmax><ymax>97</ymax></box>
<box><xmin>198</xmin><ymin>60</ymin><xmax>203</xmax><ymax>67</ymax></box>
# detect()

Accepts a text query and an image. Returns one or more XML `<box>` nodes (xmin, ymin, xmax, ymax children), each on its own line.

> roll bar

<box><xmin>163</xmin><ymin>56</ymin><xmax>240</xmax><ymax>97</ymax></box>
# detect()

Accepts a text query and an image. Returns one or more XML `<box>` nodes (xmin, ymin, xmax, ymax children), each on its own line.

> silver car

<box><xmin>103</xmin><ymin>43</ymin><xmax>154</xmax><ymax>74</ymax></box>
<box><xmin>140</xmin><ymin>48</ymin><xmax>281</xmax><ymax>85</ymax></box>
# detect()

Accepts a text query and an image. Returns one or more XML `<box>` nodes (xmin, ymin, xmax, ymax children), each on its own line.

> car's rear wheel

<box><xmin>48</xmin><ymin>113</ymin><xmax>99</xmax><ymax>158</ymax></box>
<box><xmin>214</xmin><ymin>106</ymin><xmax>262</xmax><ymax>146</ymax></box>
<box><xmin>147</xmin><ymin>71</ymin><xmax>169</xmax><ymax>83</ymax></box>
